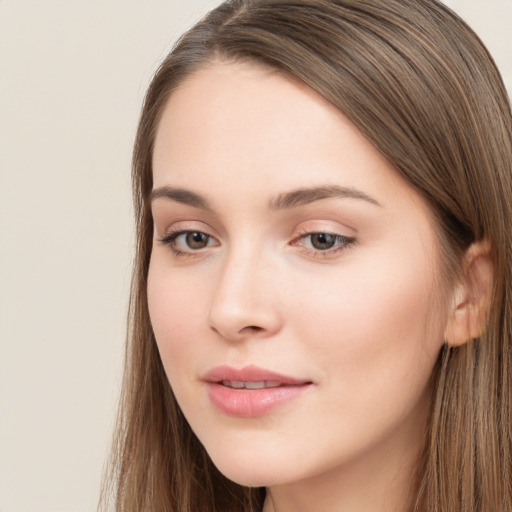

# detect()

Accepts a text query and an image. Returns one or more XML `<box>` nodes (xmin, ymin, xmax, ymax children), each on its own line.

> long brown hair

<box><xmin>100</xmin><ymin>1</ymin><xmax>512</xmax><ymax>510</ymax></box>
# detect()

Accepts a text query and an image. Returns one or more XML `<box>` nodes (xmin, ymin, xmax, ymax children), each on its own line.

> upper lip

<box><xmin>202</xmin><ymin>364</ymin><xmax>312</xmax><ymax>385</ymax></box>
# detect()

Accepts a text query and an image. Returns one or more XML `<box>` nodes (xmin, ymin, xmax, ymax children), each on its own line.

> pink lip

<box><xmin>202</xmin><ymin>365</ymin><xmax>313</xmax><ymax>418</ymax></box>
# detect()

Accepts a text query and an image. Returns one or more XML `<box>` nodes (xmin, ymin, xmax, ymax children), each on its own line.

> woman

<box><xmin>101</xmin><ymin>1</ymin><xmax>512</xmax><ymax>511</ymax></box>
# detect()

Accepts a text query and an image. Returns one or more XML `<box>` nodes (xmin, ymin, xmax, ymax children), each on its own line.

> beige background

<box><xmin>1</xmin><ymin>1</ymin><xmax>510</xmax><ymax>511</ymax></box>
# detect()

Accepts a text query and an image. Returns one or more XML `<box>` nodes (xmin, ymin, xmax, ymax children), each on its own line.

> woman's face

<box><xmin>148</xmin><ymin>61</ymin><xmax>450</xmax><ymax>494</ymax></box>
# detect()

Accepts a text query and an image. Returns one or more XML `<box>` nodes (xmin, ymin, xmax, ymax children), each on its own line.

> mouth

<box><xmin>203</xmin><ymin>365</ymin><xmax>313</xmax><ymax>418</ymax></box>
<box><xmin>220</xmin><ymin>380</ymin><xmax>292</xmax><ymax>389</ymax></box>
<box><xmin>203</xmin><ymin>364</ymin><xmax>311</xmax><ymax>386</ymax></box>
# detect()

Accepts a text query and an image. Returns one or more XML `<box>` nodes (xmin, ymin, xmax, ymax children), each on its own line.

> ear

<box><xmin>444</xmin><ymin>241</ymin><xmax>494</xmax><ymax>347</ymax></box>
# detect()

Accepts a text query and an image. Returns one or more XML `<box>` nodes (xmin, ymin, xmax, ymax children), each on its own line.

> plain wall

<box><xmin>1</xmin><ymin>1</ymin><xmax>510</xmax><ymax>511</ymax></box>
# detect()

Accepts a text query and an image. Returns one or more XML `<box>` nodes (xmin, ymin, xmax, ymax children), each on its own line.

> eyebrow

<box><xmin>267</xmin><ymin>185</ymin><xmax>381</xmax><ymax>210</ymax></box>
<box><xmin>150</xmin><ymin>186</ymin><xmax>212</xmax><ymax>210</ymax></box>
<box><xmin>149</xmin><ymin>184</ymin><xmax>381</xmax><ymax>211</ymax></box>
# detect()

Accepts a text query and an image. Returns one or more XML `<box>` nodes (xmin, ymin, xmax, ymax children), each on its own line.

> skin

<box><xmin>148</xmin><ymin>61</ymin><xmax>454</xmax><ymax>512</ymax></box>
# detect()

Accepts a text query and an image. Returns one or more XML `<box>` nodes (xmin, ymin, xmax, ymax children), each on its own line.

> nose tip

<box><xmin>207</xmin><ymin>258</ymin><xmax>282</xmax><ymax>342</ymax></box>
<box><xmin>208</xmin><ymin>302</ymin><xmax>281</xmax><ymax>342</ymax></box>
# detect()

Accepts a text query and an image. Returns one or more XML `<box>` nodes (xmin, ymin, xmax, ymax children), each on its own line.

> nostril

<box><xmin>235</xmin><ymin>325</ymin><xmax>265</xmax><ymax>337</ymax></box>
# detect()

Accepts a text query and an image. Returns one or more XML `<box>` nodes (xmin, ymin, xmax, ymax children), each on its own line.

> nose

<box><xmin>207</xmin><ymin>249</ymin><xmax>283</xmax><ymax>342</ymax></box>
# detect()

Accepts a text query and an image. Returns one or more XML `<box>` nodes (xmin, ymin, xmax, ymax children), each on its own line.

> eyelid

<box><xmin>292</xmin><ymin>221</ymin><xmax>355</xmax><ymax>240</ymax></box>
<box><xmin>155</xmin><ymin>219</ymin><xmax>217</xmax><ymax>239</ymax></box>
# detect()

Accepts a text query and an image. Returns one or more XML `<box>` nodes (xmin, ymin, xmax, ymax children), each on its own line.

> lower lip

<box><xmin>206</xmin><ymin>382</ymin><xmax>311</xmax><ymax>418</ymax></box>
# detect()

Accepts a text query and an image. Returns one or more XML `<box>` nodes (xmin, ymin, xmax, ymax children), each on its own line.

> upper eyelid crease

<box><xmin>149</xmin><ymin>185</ymin><xmax>381</xmax><ymax>211</ymax></box>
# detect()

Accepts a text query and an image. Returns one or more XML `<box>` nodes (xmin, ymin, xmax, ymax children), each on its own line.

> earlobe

<box><xmin>444</xmin><ymin>241</ymin><xmax>494</xmax><ymax>347</ymax></box>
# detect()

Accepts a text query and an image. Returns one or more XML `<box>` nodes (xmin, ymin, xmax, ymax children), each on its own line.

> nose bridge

<box><xmin>207</xmin><ymin>237</ymin><xmax>281</xmax><ymax>340</ymax></box>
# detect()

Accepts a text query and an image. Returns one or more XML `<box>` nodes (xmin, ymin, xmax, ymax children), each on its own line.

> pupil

<box><xmin>186</xmin><ymin>232</ymin><xmax>208</xmax><ymax>249</ymax></box>
<box><xmin>311</xmin><ymin>233</ymin><xmax>335</xmax><ymax>250</ymax></box>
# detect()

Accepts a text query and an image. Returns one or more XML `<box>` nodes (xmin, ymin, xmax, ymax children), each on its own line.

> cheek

<box><xmin>147</xmin><ymin>256</ymin><xmax>209</xmax><ymax>376</ymax></box>
<box><xmin>288</xmin><ymin>249</ymin><xmax>446</xmax><ymax>393</ymax></box>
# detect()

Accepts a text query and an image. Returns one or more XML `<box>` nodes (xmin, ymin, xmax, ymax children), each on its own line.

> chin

<box><xmin>212</xmin><ymin>459</ymin><xmax>285</xmax><ymax>488</ymax></box>
<box><xmin>204</xmin><ymin>442</ymin><xmax>298</xmax><ymax>488</ymax></box>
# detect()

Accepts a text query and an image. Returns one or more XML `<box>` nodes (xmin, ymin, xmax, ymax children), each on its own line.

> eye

<box><xmin>159</xmin><ymin>230</ymin><xmax>218</xmax><ymax>255</ymax></box>
<box><xmin>180</xmin><ymin>231</ymin><xmax>211</xmax><ymax>250</ymax></box>
<box><xmin>291</xmin><ymin>231</ymin><xmax>356</xmax><ymax>257</ymax></box>
<box><xmin>306</xmin><ymin>233</ymin><xmax>342</xmax><ymax>250</ymax></box>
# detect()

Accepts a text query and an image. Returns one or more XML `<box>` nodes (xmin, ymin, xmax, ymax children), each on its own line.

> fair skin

<box><xmin>148</xmin><ymin>61</ymin><xmax>465</xmax><ymax>512</ymax></box>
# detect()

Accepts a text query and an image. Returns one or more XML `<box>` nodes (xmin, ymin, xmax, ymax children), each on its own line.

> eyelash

<box><xmin>158</xmin><ymin>229</ymin><xmax>356</xmax><ymax>259</ymax></box>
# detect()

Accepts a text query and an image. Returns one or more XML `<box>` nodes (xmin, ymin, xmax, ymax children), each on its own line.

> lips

<box><xmin>203</xmin><ymin>365</ymin><xmax>313</xmax><ymax>418</ymax></box>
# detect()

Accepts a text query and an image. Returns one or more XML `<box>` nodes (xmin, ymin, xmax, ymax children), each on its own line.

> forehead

<box><xmin>153</xmin><ymin>61</ymin><xmax>340</xmax><ymax>166</ymax></box>
<box><xmin>154</xmin><ymin>62</ymin><xmax>391</xmax><ymax>187</ymax></box>
<box><xmin>152</xmin><ymin>61</ymin><xmax>433</xmax><ymax>223</ymax></box>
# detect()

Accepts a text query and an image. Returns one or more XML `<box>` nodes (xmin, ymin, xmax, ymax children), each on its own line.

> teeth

<box><xmin>221</xmin><ymin>380</ymin><xmax>282</xmax><ymax>389</ymax></box>
<box><xmin>245</xmin><ymin>381</ymin><xmax>266</xmax><ymax>389</ymax></box>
